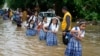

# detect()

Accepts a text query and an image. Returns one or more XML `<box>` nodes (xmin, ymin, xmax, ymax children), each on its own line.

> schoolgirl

<box><xmin>37</xmin><ymin>16</ymin><xmax>48</xmax><ymax>40</ymax></box>
<box><xmin>43</xmin><ymin>17</ymin><xmax>60</xmax><ymax>46</ymax></box>
<box><xmin>65</xmin><ymin>21</ymin><xmax>86</xmax><ymax>56</ymax></box>
<box><xmin>26</xmin><ymin>19</ymin><xmax>37</xmax><ymax>36</ymax></box>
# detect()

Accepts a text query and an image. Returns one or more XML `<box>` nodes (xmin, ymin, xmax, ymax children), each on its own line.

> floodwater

<box><xmin>0</xmin><ymin>19</ymin><xmax>100</xmax><ymax>56</ymax></box>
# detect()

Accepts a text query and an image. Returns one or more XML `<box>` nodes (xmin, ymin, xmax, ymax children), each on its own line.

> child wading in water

<box><xmin>65</xmin><ymin>21</ymin><xmax>86</xmax><ymax>56</ymax></box>
<box><xmin>43</xmin><ymin>17</ymin><xmax>60</xmax><ymax>46</ymax></box>
<box><xmin>37</xmin><ymin>16</ymin><xmax>48</xmax><ymax>40</ymax></box>
<box><xmin>25</xmin><ymin>12</ymin><xmax>39</xmax><ymax>36</ymax></box>
<box><xmin>25</xmin><ymin>19</ymin><xmax>37</xmax><ymax>36</ymax></box>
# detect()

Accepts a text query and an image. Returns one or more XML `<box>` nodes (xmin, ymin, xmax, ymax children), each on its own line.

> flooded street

<box><xmin>0</xmin><ymin>19</ymin><xmax>100</xmax><ymax>56</ymax></box>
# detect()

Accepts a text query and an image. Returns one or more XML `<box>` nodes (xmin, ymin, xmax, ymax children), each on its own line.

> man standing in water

<box><xmin>61</xmin><ymin>6</ymin><xmax>72</xmax><ymax>45</ymax></box>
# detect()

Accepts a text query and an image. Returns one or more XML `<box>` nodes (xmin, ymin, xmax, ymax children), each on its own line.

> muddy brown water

<box><xmin>0</xmin><ymin>19</ymin><xmax>100</xmax><ymax>56</ymax></box>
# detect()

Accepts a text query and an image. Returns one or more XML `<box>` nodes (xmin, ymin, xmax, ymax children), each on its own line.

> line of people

<box><xmin>1</xmin><ymin>6</ymin><xmax>87</xmax><ymax>56</ymax></box>
<box><xmin>4</xmin><ymin>8</ymin><xmax>60</xmax><ymax>46</ymax></box>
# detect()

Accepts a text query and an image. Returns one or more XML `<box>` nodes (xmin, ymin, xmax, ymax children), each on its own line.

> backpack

<box><xmin>64</xmin><ymin>26</ymin><xmax>77</xmax><ymax>45</ymax></box>
<box><xmin>61</xmin><ymin>12</ymin><xmax>72</xmax><ymax>31</ymax></box>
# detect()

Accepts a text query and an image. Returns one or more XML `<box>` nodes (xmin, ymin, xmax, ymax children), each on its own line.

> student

<box><xmin>65</xmin><ymin>21</ymin><xmax>86</xmax><ymax>56</ymax></box>
<box><xmin>28</xmin><ymin>11</ymin><xmax>38</xmax><ymax>23</ymax></box>
<box><xmin>28</xmin><ymin>12</ymin><xmax>39</xmax><ymax>28</ymax></box>
<box><xmin>26</xmin><ymin>19</ymin><xmax>37</xmax><ymax>36</ymax></box>
<box><xmin>37</xmin><ymin>16</ymin><xmax>48</xmax><ymax>40</ymax></box>
<box><xmin>43</xmin><ymin>17</ymin><xmax>60</xmax><ymax>46</ymax></box>
<box><xmin>13</xmin><ymin>12</ymin><xmax>22</xmax><ymax>27</ymax></box>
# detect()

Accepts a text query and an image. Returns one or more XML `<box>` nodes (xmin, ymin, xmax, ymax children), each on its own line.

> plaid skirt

<box><xmin>39</xmin><ymin>29</ymin><xmax>46</xmax><ymax>40</ymax></box>
<box><xmin>46</xmin><ymin>32</ymin><xmax>58</xmax><ymax>46</ymax></box>
<box><xmin>26</xmin><ymin>29</ymin><xmax>37</xmax><ymax>36</ymax></box>
<box><xmin>65</xmin><ymin>37</ymin><xmax>82</xmax><ymax>56</ymax></box>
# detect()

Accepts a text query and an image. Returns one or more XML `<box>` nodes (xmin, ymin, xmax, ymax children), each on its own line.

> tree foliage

<box><xmin>0</xmin><ymin>0</ymin><xmax>5</xmax><ymax>8</ymax></box>
<box><xmin>7</xmin><ymin>0</ymin><xmax>100</xmax><ymax>21</ymax></box>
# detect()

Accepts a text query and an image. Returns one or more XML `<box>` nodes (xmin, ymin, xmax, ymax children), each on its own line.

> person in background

<box><xmin>27</xmin><ymin>8</ymin><xmax>32</xmax><ymax>22</ymax></box>
<box><xmin>28</xmin><ymin>11</ymin><xmax>37</xmax><ymax>23</ymax></box>
<box><xmin>9</xmin><ymin>9</ymin><xmax>13</xmax><ymax>20</ymax></box>
<box><xmin>13</xmin><ymin>11</ymin><xmax>22</xmax><ymax>27</ymax></box>
<box><xmin>61</xmin><ymin>6</ymin><xmax>72</xmax><ymax>45</ymax></box>
<box><xmin>22</xmin><ymin>8</ymin><xmax>28</xmax><ymax>22</ymax></box>
<box><xmin>65</xmin><ymin>21</ymin><xmax>86</xmax><ymax>56</ymax></box>
<box><xmin>37</xmin><ymin>16</ymin><xmax>48</xmax><ymax>40</ymax></box>
<box><xmin>43</xmin><ymin>17</ymin><xmax>60</xmax><ymax>46</ymax></box>
<box><xmin>3</xmin><ymin>9</ymin><xmax>9</xmax><ymax>20</ymax></box>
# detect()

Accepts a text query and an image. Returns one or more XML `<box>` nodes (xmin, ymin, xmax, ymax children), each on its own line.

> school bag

<box><xmin>61</xmin><ymin>12</ymin><xmax>72</xmax><ymax>31</ymax></box>
<box><xmin>65</xmin><ymin>26</ymin><xmax>77</xmax><ymax>45</ymax></box>
<box><xmin>37</xmin><ymin>22</ymin><xmax>43</xmax><ymax>31</ymax></box>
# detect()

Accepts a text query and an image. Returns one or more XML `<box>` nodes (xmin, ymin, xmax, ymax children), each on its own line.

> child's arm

<box><xmin>53</xmin><ymin>25</ymin><xmax>59</xmax><ymax>34</ymax></box>
<box><xmin>43</xmin><ymin>26</ymin><xmax>51</xmax><ymax>32</ymax></box>
<box><xmin>75</xmin><ymin>31</ymin><xmax>84</xmax><ymax>41</ymax></box>
<box><xmin>71</xmin><ymin>30</ymin><xmax>83</xmax><ymax>41</ymax></box>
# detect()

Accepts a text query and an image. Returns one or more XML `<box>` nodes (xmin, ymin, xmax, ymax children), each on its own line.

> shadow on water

<box><xmin>0</xmin><ymin>19</ymin><xmax>100</xmax><ymax>56</ymax></box>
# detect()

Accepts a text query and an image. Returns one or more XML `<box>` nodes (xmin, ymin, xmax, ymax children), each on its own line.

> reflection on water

<box><xmin>0</xmin><ymin>19</ymin><xmax>100</xmax><ymax>56</ymax></box>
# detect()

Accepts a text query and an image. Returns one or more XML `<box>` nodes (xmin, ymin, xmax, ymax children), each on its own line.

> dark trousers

<box><xmin>62</xmin><ymin>31</ymin><xmax>70</xmax><ymax>45</ymax></box>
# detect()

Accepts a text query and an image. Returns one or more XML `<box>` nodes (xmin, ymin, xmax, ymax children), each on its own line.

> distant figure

<box><xmin>43</xmin><ymin>17</ymin><xmax>59</xmax><ymax>46</ymax></box>
<box><xmin>8</xmin><ymin>9</ymin><xmax>13</xmax><ymax>19</ymax></box>
<box><xmin>65</xmin><ymin>21</ymin><xmax>86</xmax><ymax>56</ymax></box>
<box><xmin>22</xmin><ymin>9</ymin><xmax>28</xmax><ymax>22</ymax></box>
<box><xmin>61</xmin><ymin>6</ymin><xmax>72</xmax><ymax>45</ymax></box>
<box><xmin>13</xmin><ymin>11</ymin><xmax>22</xmax><ymax>27</ymax></box>
<box><xmin>3</xmin><ymin>9</ymin><xmax>9</xmax><ymax>20</ymax></box>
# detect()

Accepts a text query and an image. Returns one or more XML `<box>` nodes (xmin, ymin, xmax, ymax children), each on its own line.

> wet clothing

<box><xmin>26</xmin><ymin>23</ymin><xmax>37</xmax><ymax>36</ymax></box>
<box><xmin>38</xmin><ymin>22</ymin><xmax>48</xmax><ymax>40</ymax></box>
<box><xmin>46</xmin><ymin>23</ymin><xmax>59</xmax><ymax>46</ymax></box>
<box><xmin>13</xmin><ymin>13</ymin><xmax>22</xmax><ymax>27</ymax></box>
<box><xmin>65</xmin><ymin>27</ymin><xmax>85</xmax><ymax>56</ymax></box>
<box><xmin>39</xmin><ymin>29</ymin><xmax>47</xmax><ymax>40</ymax></box>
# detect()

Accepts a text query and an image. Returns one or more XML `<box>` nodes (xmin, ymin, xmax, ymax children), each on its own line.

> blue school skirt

<box><xmin>39</xmin><ymin>29</ymin><xmax>46</xmax><ymax>40</ymax></box>
<box><xmin>46</xmin><ymin>32</ymin><xmax>58</xmax><ymax>46</ymax></box>
<box><xmin>26</xmin><ymin>28</ymin><xmax>37</xmax><ymax>36</ymax></box>
<box><xmin>65</xmin><ymin>37</ymin><xmax>82</xmax><ymax>56</ymax></box>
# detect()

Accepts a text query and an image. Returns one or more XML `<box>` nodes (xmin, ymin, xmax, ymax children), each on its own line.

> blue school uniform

<box><xmin>26</xmin><ymin>23</ymin><xmax>37</xmax><ymax>36</ymax></box>
<box><xmin>46</xmin><ymin>24</ymin><xmax>58</xmax><ymax>46</ymax></box>
<box><xmin>46</xmin><ymin>32</ymin><xmax>58</xmax><ymax>46</ymax></box>
<box><xmin>65</xmin><ymin>27</ymin><xmax>85</xmax><ymax>56</ymax></box>
<box><xmin>39</xmin><ymin>29</ymin><xmax>47</xmax><ymax>40</ymax></box>
<box><xmin>38</xmin><ymin>22</ymin><xmax>48</xmax><ymax>40</ymax></box>
<box><xmin>65</xmin><ymin>37</ymin><xmax>82</xmax><ymax>56</ymax></box>
<box><xmin>13</xmin><ymin>14</ymin><xmax>22</xmax><ymax>27</ymax></box>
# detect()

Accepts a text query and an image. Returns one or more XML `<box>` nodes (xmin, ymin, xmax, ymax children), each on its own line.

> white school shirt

<box><xmin>38</xmin><ymin>22</ymin><xmax>49</xmax><ymax>27</ymax></box>
<box><xmin>71</xmin><ymin>27</ymin><xmax>85</xmax><ymax>38</ymax></box>
<box><xmin>25</xmin><ymin>23</ymin><xmax>34</xmax><ymax>29</ymax></box>
<box><xmin>48</xmin><ymin>23</ymin><xmax>59</xmax><ymax>32</ymax></box>
<box><xmin>28</xmin><ymin>15</ymin><xmax>36</xmax><ymax>22</ymax></box>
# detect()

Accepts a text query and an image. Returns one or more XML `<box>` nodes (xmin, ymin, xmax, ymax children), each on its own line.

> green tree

<box><xmin>0</xmin><ymin>0</ymin><xmax>5</xmax><ymax>8</ymax></box>
<box><xmin>7</xmin><ymin>0</ymin><xmax>100</xmax><ymax>21</ymax></box>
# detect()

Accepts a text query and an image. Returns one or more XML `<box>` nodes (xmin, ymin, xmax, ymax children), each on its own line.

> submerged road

<box><xmin>0</xmin><ymin>19</ymin><xmax>100</xmax><ymax>56</ymax></box>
